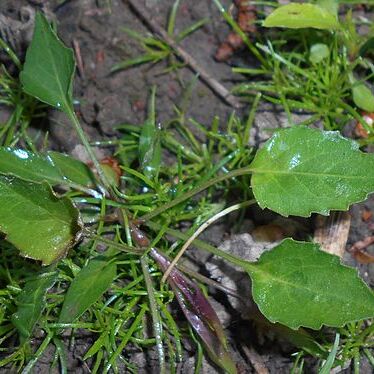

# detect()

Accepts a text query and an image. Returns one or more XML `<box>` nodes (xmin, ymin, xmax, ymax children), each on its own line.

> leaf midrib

<box><xmin>249</xmin><ymin>264</ymin><xmax>371</xmax><ymax>312</ymax></box>
<box><xmin>251</xmin><ymin>167</ymin><xmax>374</xmax><ymax>180</ymax></box>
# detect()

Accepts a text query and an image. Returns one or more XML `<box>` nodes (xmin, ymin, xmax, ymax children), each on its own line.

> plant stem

<box><xmin>105</xmin><ymin>305</ymin><xmax>147</xmax><ymax>373</ymax></box>
<box><xmin>212</xmin><ymin>0</ymin><xmax>268</xmax><ymax>67</ymax></box>
<box><xmin>90</xmin><ymin>233</ymin><xmax>143</xmax><ymax>255</ymax></box>
<box><xmin>0</xmin><ymin>37</ymin><xmax>21</xmax><ymax>69</ymax></box>
<box><xmin>161</xmin><ymin>199</ymin><xmax>255</xmax><ymax>283</ymax></box>
<box><xmin>338</xmin><ymin>100</ymin><xmax>373</xmax><ymax>134</ymax></box>
<box><xmin>140</xmin><ymin>256</ymin><xmax>166</xmax><ymax>374</ymax></box>
<box><xmin>66</xmin><ymin>109</ymin><xmax>114</xmax><ymax>195</ymax></box>
<box><xmin>141</xmin><ymin>166</ymin><xmax>253</xmax><ymax>221</ymax></box>
<box><xmin>146</xmin><ymin>221</ymin><xmax>251</xmax><ymax>269</ymax></box>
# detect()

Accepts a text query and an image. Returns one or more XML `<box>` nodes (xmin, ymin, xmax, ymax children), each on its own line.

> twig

<box><xmin>348</xmin><ymin>236</ymin><xmax>374</xmax><ymax>264</ymax></box>
<box><xmin>72</xmin><ymin>38</ymin><xmax>85</xmax><ymax>79</ymax></box>
<box><xmin>242</xmin><ymin>345</ymin><xmax>269</xmax><ymax>374</ymax></box>
<box><xmin>125</xmin><ymin>0</ymin><xmax>243</xmax><ymax>109</ymax></box>
<box><xmin>349</xmin><ymin>236</ymin><xmax>374</xmax><ymax>252</ymax></box>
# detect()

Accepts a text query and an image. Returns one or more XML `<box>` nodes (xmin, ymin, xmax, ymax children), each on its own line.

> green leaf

<box><xmin>316</xmin><ymin>0</ymin><xmax>339</xmax><ymax>16</ymax></box>
<box><xmin>59</xmin><ymin>256</ymin><xmax>117</xmax><ymax>323</ymax></box>
<box><xmin>139</xmin><ymin>87</ymin><xmax>161</xmax><ymax>180</ymax></box>
<box><xmin>319</xmin><ymin>333</ymin><xmax>340</xmax><ymax>374</ymax></box>
<box><xmin>352</xmin><ymin>83</ymin><xmax>374</xmax><ymax>112</ymax></box>
<box><xmin>20</xmin><ymin>12</ymin><xmax>75</xmax><ymax>113</ymax></box>
<box><xmin>245</xmin><ymin>239</ymin><xmax>374</xmax><ymax>330</ymax></box>
<box><xmin>250</xmin><ymin>126</ymin><xmax>374</xmax><ymax>217</ymax></box>
<box><xmin>0</xmin><ymin>147</ymin><xmax>95</xmax><ymax>188</ymax></box>
<box><xmin>47</xmin><ymin>151</ymin><xmax>95</xmax><ymax>187</ymax></box>
<box><xmin>11</xmin><ymin>269</ymin><xmax>57</xmax><ymax>343</ymax></box>
<box><xmin>263</xmin><ymin>4</ymin><xmax>339</xmax><ymax>30</ymax></box>
<box><xmin>0</xmin><ymin>176</ymin><xmax>81</xmax><ymax>264</ymax></box>
<box><xmin>309</xmin><ymin>43</ymin><xmax>329</xmax><ymax>64</ymax></box>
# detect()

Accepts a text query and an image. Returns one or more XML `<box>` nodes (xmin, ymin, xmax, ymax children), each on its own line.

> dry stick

<box><xmin>125</xmin><ymin>0</ymin><xmax>243</xmax><ymax>109</ymax></box>
<box><xmin>72</xmin><ymin>38</ymin><xmax>85</xmax><ymax>80</ymax></box>
<box><xmin>242</xmin><ymin>345</ymin><xmax>269</xmax><ymax>374</ymax></box>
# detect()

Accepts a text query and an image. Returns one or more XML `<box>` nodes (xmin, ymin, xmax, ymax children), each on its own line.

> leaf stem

<box><xmin>66</xmin><ymin>109</ymin><xmax>114</xmax><ymax>196</ymax></box>
<box><xmin>140</xmin><ymin>166</ymin><xmax>253</xmax><ymax>221</ymax></box>
<box><xmin>338</xmin><ymin>99</ymin><xmax>373</xmax><ymax>134</ymax></box>
<box><xmin>89</xmin><ymin>233</ymin><xmax>143</xmax><ymax>255</ymax></box>
<box><xmin>140</xmin><ymin>256</ymin><xmax>166</xmax><ymax>374</ymax></box>
<box><xmin>161</xmin><ymin>199</ymin><xmax>255</xmax><ymax>283</ymax></box>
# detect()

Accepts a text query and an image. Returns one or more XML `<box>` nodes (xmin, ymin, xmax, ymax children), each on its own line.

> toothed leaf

<box><xmin>245</xmin><ymin>239</ymin><xmax>374</xmax><ymax>329</ymax></box>
<box><xmin>250</xmin><ymin>126</ymin><xmax>374</xmax><ymax>217</ymax></box>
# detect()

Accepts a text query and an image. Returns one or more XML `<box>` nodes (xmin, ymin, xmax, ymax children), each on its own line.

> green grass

<box><xmin>0</xmin><ymin>38</ymin><xmax>46</xmax><ymax>150</ymax></box>
<box><xmin>225</xmin><ymin>1</ymin><xmax>374</xmax><ymax>139</ymax></box>
<box><xmin>0</xmin><ymin>76</ymin><xmax>257</xmax><ymax>371</ymax></box>
<box><xmin>112</xmin><ymin>0</ymin><xmax>208</xmax><ymax>88</ymax></box>
<box><xmin>1</xmin><ymin>1</ymin><xmax>374</xmax><ymax>372</ymax></box>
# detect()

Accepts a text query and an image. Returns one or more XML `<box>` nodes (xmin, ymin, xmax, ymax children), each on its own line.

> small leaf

<box><xmin>309</xmin><ymin>43</ymin><xmax>329</xmax><ymax>64</ymax></box>
<box><xmin>0</xmin><ymin>147</ymin><xmax>95</xmax><ymax>187</ymax></box>
<box><xmin>139</xmin><ymin>87</ymin><xmax>161</xmax><ymax>180</ymax></box>
<box><xmin>20</xmin><ymin>13</ymin><xmax>75</xmax><ymax>113</ymax></box>
<box><xmin>250</xmin><ymin>126</ymin><xmax>374</xmax><ymax>217</ymax></box>
<box><xmin>11</xmin><ymin>269</ymin><xmax>57</xmax><ymax>343</ymax></box>
<box><xmin>59</xmin><ymin>256</ymin><xmax>117</xmax><ymax>323</ymax></box>
<box><xmin>263</xmin><ymin>4</ymin><xmax>339</xmax><ymax>30</ymax></box>
<box><xmin>0</xmin><ymin>175</ymin><xmax>81</xmax><ymax>264</ymax></box>
<box><xmin>352</xmin><ymin>83</ymin><xmax>374</xmax><ymax>112</ymax></box>
<box><xmin>245</xmin><ymin>239</ymin><xmax>374</xmax><ymax>329</ymax></box>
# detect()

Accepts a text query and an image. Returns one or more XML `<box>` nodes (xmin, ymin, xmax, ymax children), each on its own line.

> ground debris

<box><xmin>215</xmin><ymin>0</ymin><xmax>257</xmax><ymax>62</ymax></box>
<box><xmin>314</xmin><ymin>211</ymin><xmax>351</xmax><ymax>258</ymax></box>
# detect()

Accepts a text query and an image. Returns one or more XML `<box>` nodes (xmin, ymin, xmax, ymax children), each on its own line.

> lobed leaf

<box><xmin>11</xmin><ymin>269</ymin><xmax>57</xmax><ymax>343</ymax></box>
<box><xmin>0</xmin><ymin>175</ymin><xmax>81</xmax><ymax>264</ymax></box>
<box><xmin>20</xmin><ymin>12</ymin><xmax>75</xmax><ymax>113</ymax></box>
<box><xmin>245</xmin><ymin>239</ymin><xmax>374</xmax><ymax>329</ymax></box>
<box><xmin>59</xmin><ymin>256</ymin><xmax>117</xmax><ymax>323</ymax></box>
<box><xmin>250</xmin><ymin>126</ymin><xmax>374</xmax><ymax>217</ymax></box>
<box><xmin>263</xmin><ymin>3</ymin><xmax>339</xmax><ymax>30</ymax></box>
<box><xmin>0</xmin><ymin>147</ymin><xmax>95</xmax><ymax>188</ymax></box>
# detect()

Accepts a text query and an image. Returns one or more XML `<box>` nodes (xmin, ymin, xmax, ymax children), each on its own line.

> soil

<box><xmin>0</xmin><ymin>0</ymin><xmax>373</xmax><ymax>373</ymax></box>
